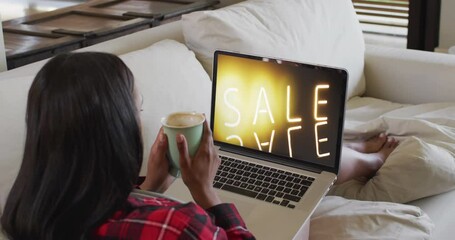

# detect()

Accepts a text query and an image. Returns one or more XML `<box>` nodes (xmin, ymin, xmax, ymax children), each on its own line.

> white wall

<box><xmin>438</xmin><ymin>0</ymin><xmax>455</xmax><ymax>51</ymax></box>
<box><xmin>0</xmin><ymin>13</ymin><xmax>6</xmax><ymax>72</ymax></box>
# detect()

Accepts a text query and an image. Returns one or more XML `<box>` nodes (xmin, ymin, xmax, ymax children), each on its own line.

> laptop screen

<box><xmin>211</xmin><ymin>51</ymin><xmax>347</xmax><ymax>172</ymax></box>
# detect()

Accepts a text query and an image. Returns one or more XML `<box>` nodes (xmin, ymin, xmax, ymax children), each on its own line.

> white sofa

<box><xmin>1</xmin><ymin>0</ymin><xmax>455</xmax><ymax>239</ymax></box>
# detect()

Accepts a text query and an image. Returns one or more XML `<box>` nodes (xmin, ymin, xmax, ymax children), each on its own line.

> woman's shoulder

<box><xmin>126</xmin><ymin>191</ymin><xmax>208</xmax><ymax>217</ymax></box>
<box><xmin>127</xmin><ymin>192</ymin><xmax>183</xmax><ymax>208</ymax></box>
<box><xmin>126</xmin><ymin>189</ymin><xmax>208</xmax><ymax>216</ymax></box>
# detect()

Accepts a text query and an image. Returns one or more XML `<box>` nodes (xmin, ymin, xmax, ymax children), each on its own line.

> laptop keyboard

<box><xmin>213</xmin><ymin>155</ymin><xmax>314</xmax><ymax>209</ymax></box>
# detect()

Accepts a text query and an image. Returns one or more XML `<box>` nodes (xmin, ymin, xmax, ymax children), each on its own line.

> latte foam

<box><xmin>163</xmin><ymin>112</ymin><xmax>205</xmax><ymax>128</ymax></box>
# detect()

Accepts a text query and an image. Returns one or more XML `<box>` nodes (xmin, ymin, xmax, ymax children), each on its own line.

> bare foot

<box><xmin>336</xmin><ymin>137</ymin><xmax>399</xmax><ymax>184</ymax></box>
<box><xmin>372</xmin><ymin>137</ymin><xmax>399</xmax><ymax>164</ymax></box>
<box><xmin>345</xmin><ymin>133</ymin><xmax>387</xmax><ymax>153</ymax></box>
<box><xmin>363</xmin><ymin>137</ymin><xmax>399</xmax><ymax>177</ymax></box>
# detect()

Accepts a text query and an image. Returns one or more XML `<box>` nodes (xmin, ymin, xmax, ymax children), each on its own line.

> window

<box><xmin>353</xmin><ymin>0</ymin><xmax>408</xmax><ymax>36</ymax></box>
<box><xmin>352</xmin><ymin>0</ymin><xmax>441</xmax><ymax>51</ymax></box>
<box><xmin>353</xmin><ymin>0</ymin><xmax>409</xmax><ymax>48</ymax></box>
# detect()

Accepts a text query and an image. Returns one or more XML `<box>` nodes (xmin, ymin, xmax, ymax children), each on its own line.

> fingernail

<box><xmin>177</xmin><ymin>134</ymin><xmax>183</xmax><ymax>143</ymax></box>
<box><xmin>160</xmin><ymin>132</ymin><xmax>165</xmax><ymax>143</ymax></box>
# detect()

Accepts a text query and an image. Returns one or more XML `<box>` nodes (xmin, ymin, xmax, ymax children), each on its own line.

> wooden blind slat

<box><xmin>353</xmin><ymin>0</ymin><xmax>409</xmax><ymax>36</ymax></box>
<box><xmin>352</xmin><ymin>0</ymin><xmax>409</xmax><ymax>4</ymax></box>
<box><xmin>353</xmin><ymin>0</ymin><xmax>408</xmax><ymax>8</ymax></box>
<box><xmin>357</xmin><ymin>12</ymin><xmax>408</xmax><ymax>20</ymax></box>
<box><xmin>359</xmin><ymin>20</ymin><xmax>408</xmax><ymax>28</ymax></box>
<box><xmin>354</xmin><ymin>5</ymin><xmax>408</xmax><ymax>14</ymax></box>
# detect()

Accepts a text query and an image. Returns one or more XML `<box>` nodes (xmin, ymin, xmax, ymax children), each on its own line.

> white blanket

<box><xmin>332</xmin><ymin>97</ymin><xmax>455</xmax><ymax>203</ymax></box>
<box><xmin>311</xmin><ymin>97</ymin><xmax>455</xmax><ymax>240</ymax></box>
<box><xmin>344</xmin><ymin>97</ymin><xmax>455</xmax><ymax>140</ymax></box>
<box><xmin>310</xmin><ymin>196</ymin><xmax>434</xmax><ymax>240</ymax></box>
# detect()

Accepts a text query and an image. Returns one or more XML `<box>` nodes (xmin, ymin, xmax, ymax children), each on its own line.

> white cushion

<box><xmin>332</xmin><ymin>100</ymin><xmax>455</xmax><ymax>203</ymax></box>
<box><xmin>364</xmin><ymin>44</ymin><xmax>455</xmax><ymax>104</ymax></box>
<box><xmin>119</xmin><ymin>40</ymin><xmax>212</xmax><ymax>175</ymax></box>
<box><xmin>182</xmin><ymin>0</ymin><xmax>365</xmax><ymax>99</ymax></box>
<box><xmin>311</xmin><ymin>196</ymin><xmax>434</xmax><ymax>240</ymax></box>
<box><xmin>0</xmin><ymin>59</ymin><xmax>47</xmax><ymax>220</ymax></box>
<box><xmin>410</xmin><ymin>190</ymin><xmax>455</xmax><ymax>240</ymax></box>
<box><xmin>330</xmin><ymin>137</ymin><xmax>455</xmax><ymax>203</ymax></box>
<box><xmin>0</xmin><ymin>76</ymin><xmax>34</xmax><ymax>215</ymax></box>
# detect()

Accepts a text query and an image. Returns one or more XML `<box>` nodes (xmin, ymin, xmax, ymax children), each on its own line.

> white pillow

<box><xmin>330</xmin><ymin>137</ymin><xmax>455</xmax><ymax>203</ymax></box>
<box><xmin>119</xmin><ymin>40</ymin><xmax>212</xmax><ymax>175</ymax></box>
<box><xmin>311</xmin><ymin>196</ymin><xmax>434</xmax><ymax>240</ymax></box>
<box><xmin>0</xmin><ymin>62</ymin><xmax>47</xmax><ymax>214</ymax></box>
<box><xmin>0</xmin><ymin>76</ymin><xmax>35</xmax><ymax>216</ymax></box>
<box><xmin>182</xmin><ymin>0</ymin><xmax>365</xmax><ymax>99</ymax></box>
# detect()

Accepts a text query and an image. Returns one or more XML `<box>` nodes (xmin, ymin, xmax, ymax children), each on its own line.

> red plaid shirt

<box><xmin>93</xmin><ymin>192</ymin><xmax>255</xmax><ymax>239</ymax></box>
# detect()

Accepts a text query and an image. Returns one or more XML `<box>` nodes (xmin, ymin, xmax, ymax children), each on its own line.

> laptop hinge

<box><xmin>219</xmin><ymin>147</ymin><xmax>324</xmax><ymax>174</ymax></box>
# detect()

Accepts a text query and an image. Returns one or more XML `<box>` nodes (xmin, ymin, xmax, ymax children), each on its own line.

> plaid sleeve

<box><xmin>174</xmin><ymin>203</ymin><xmax>255</xmax><ymax>240</ymax></box>
<box><xmin>205</xmin><ymin>203</ymin><xmax>256</xmax><ymax>240</ymax></box>
<box><xmin>93</xmin><ymin>196</ymin><xmax>255</xmax><ymax>240</ymax></box>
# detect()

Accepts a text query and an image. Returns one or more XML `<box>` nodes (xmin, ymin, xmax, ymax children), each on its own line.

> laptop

<box><xmin>165</xmin><ymin>51</ymin><xmax>348</xmax><ymax>239</ymax></box>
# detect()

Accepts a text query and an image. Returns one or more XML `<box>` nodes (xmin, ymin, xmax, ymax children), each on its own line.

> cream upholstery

<box><xmin>364</xmin><ymin>44</ymin><xmax>455</xmax><ymax>104</ymax></box>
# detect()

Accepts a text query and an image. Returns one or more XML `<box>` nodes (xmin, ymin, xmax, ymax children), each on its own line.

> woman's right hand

<box><xmin>177</xmin><ymin>119</ymin><xmax>222</xmax><ymax>209</ymax></box>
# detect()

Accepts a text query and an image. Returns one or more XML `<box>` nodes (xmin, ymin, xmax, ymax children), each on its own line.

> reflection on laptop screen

<box><xmin>212</xmin><ymin>52</ymin><xmax>347</xmax><ymax>168</ymax></box>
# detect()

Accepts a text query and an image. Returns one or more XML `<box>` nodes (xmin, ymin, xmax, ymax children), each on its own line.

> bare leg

<box><xmin>344</xmin><ymin>133</ymin><xmax>387</xmax><ymax>153</ymax></box>
<box><xmin>337</xmin><ymin>137</ymin><xmax>398</xmax><ymax>184</ymax></box>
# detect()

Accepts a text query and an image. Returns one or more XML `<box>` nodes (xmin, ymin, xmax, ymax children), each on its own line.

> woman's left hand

<box><xmin>140</xmin><ymin>127</ymin><xmax>175</xmax><ymax>193</ymax></box>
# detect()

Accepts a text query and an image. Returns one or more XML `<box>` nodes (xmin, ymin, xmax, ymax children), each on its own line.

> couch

<box><xmin>1</xmin><ymin>0</ymin><xmax>455</xmax><ymax>239</ymax></box>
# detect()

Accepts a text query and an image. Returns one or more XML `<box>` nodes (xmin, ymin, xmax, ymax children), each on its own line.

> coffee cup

<box><xmin>161</xmin><ymin>112</ymin><xmax>205</xmax><ymax>177</ymax></box>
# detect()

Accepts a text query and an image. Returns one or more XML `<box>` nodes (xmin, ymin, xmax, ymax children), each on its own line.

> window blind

<box><xmin>352</xmin><ymin>0</ymin><xmax>409</xmax><ymax>37</ymax></box>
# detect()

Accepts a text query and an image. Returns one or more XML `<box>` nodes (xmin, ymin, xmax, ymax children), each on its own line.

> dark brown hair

<box><xmin>1</xmin><ymin>52</ymin><xmax>143</xmax><ymax>239</ymax></box>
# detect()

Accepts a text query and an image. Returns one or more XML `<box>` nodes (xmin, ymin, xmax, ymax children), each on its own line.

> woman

<box><xmin>1</xmin><ymin>52</ymin><xmax>255</xmax><ymax>240</ymax></box>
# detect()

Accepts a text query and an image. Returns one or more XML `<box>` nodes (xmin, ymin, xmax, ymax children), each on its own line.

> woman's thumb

<box><xmin>177</xmin><ymin>134</ymin><xmax>190</xmax><ymax>168</ymax></box>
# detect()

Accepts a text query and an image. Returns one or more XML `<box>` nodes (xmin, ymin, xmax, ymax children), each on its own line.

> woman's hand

<box><xmin>177</xmin><ymin>120</ymin><xmax>222</xmax><ymax>209</ymax></box>
<box><xmin>140</xmin><ymin>128</ymin><xmax>175</xmax><ymax>193</ymax></box>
